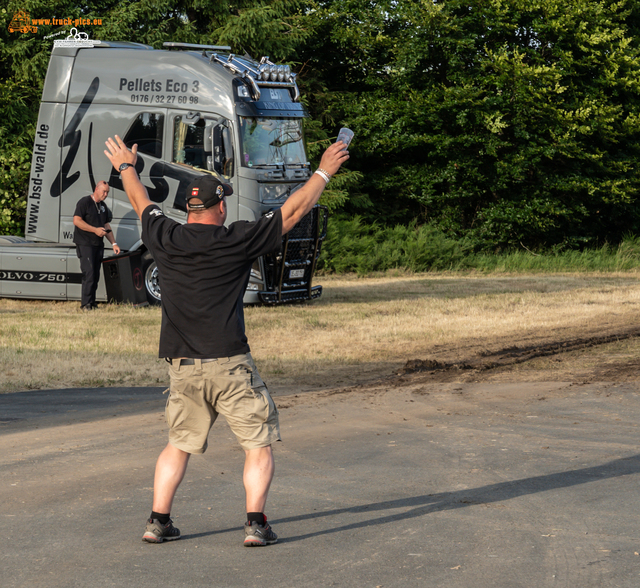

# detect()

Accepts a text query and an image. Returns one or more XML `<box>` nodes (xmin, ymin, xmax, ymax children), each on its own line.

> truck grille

<box><xmin>259</xmin><ymin>205</ymin><xmax>328</xmax><ymax>304</ymax></box>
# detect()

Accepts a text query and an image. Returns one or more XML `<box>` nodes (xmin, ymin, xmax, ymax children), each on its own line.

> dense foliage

<box><xmin>302</xmin><ymin>0</ymin><xmax>640</xmax><ymax>249</ymax></box>
<box><xmin>318</xmin><ymin>218</ymin><xmax>640</xmax><ymax>274</ymax></box>
<box><xmin>318</xmin><ymin>215</ymin><xmax>472</xmax><ymax>273</ymax></box>
<box><xmin>1</xmin><ymin>0</ymin><xmax>640</xmax><ymax>254</ymax></box>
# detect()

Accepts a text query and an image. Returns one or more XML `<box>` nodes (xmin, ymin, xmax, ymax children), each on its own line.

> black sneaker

<box><xmin>244</xmin><ymin>518</ymin><xmax>278</xmax><ymax>547</ymax></box>
<box><xmin>142</xmin><ymin>518</ymin><xmax>181</xmax><ymax>543</ymax></box>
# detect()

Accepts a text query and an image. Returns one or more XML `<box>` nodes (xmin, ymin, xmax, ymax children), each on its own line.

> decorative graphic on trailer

<box><xmin>36</xmin><ymin>76</ymin><xmax>201</xmax><ymax>229</ymax></box>
<box><xmin>51</xmin><ymin>77</ymin><xmax>100</xmax><ymax>199</ymax></box>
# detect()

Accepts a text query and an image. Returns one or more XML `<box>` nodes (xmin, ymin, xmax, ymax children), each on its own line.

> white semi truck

<box><xmin>0</xmin><ymin>41</ymin><xmax>328</xmax><ymax>305</ymax></box>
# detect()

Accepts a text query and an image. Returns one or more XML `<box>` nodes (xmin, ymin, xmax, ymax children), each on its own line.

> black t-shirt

<box><xmin>141</xmin><ymin>204</ymin><xmax>282</xmax><ymax>358</ymax></box>
<box><xmin>73</xmin><ymin>195</ymin><xmax>113</xmax><ymax>247</ymax></box>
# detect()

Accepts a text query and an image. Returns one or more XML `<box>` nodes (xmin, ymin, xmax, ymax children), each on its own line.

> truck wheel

<box><xmin>141</xmin><ymin>252</ymin><xmax>161</xmax><ymax>306</ymax></box>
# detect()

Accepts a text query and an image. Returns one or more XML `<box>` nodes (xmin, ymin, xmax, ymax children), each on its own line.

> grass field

<box><xmin>2</xmin><ymin>271</ymin><xmax>640</xmax><ymax>394</ymax></box>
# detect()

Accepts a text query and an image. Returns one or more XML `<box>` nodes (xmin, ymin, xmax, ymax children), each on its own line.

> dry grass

<box><xmin>2</xmin><ymin>271</ymin><xmax>640</xmax><ymax>393</ymax></box>
<box><xmin>247</xmin><ymin>272</ymin><xmax>640</xmax><ymax>388</ymax></box>
<box><xmin>0</xmin><ymin>300</ymin><xmax>164</xmax><ymax>392</ymax></box>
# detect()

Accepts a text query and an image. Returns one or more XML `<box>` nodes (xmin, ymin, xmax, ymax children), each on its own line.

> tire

<box><xmin>141</xmin><ymin>251</ymin><xmax>161</xmax><ymax>306</ymax></box>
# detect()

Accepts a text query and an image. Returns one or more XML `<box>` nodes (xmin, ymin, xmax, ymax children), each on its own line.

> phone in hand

<box><xmin>336</xmin><ymin>128</ymin><xmax>354</xmax><ymax>150</ymax></box>
<box><xmin>104</xmin><ymin>228</ymin><xmax>112</xmax><ymax>233</ymax></box>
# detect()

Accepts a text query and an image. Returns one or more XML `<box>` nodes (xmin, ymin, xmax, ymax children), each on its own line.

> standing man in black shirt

<box><xmin>73</xmin><ymin>181</ymin><xmax>120</xmax><ymax>311</ymax></box>
<box><xmin>104</xmin><ymin>134</ymin><xmax>349</xmax><ymax>546</ymax></box>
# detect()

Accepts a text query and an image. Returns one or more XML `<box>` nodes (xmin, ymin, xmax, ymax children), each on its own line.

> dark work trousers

<box><xmin>77</xmin><ymin>245</ymin><xmax>104</xmax><ymax>307</ymax></box>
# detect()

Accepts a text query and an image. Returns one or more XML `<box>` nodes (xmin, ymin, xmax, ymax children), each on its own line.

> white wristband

<box><xmin>314</xmin><ymin>170</ymin><xmax>330</xmax><ymax>184</ymax></box>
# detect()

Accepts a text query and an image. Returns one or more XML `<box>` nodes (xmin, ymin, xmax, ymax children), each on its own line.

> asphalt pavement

<box><xmin>1</xmin><ymin>380</ymin><xmax>639</xmax><ymax>587</ymax></box>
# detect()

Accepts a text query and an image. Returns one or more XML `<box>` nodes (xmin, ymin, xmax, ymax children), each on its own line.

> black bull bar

<box><xmin>259</xmin><ymin>205</ymin><xmax>329</xmax><ymax>304</ymax></box>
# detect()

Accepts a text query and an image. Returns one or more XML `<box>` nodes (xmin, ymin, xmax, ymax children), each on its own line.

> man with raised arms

<box><xmin>104</xmin><ymin>135</ymin><xmax>349</xmax><ymax>546</ymax></box>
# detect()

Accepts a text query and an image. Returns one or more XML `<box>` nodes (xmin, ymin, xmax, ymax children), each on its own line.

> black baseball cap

<box><xmin>186</xmin><ymin>175</ymin><xmax>233</xmax><ymax>210</ymax></box>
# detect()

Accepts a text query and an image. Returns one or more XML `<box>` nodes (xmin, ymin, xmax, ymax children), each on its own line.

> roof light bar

<box><xmin>209</xmin><ymin>52</ymin><xmax>300</xmax><ymax>102</ymax></box>
<box><xmin>255</xmin><ymin>60</ymin><xmax>293</xmax><ymax>83</ymax></box>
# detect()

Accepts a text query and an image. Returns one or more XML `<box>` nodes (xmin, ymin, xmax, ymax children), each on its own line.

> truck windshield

<box><xmin>239</xmin><ymin>117</ymin><xmax>306</xmax><ymax>168</ymax></box>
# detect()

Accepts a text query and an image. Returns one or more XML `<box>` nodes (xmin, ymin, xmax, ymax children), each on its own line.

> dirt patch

<box><xmin>281</xmin><ymin>324</ymin><xmax>640</xmax><ymax>401</ymax></box>
<box><xmin>397</xmin><ymin>325</ymin><xmax>640</xmax><ymax>378</ymax></box>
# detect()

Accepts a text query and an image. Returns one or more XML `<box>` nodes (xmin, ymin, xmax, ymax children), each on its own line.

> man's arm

<box><xmin>103</xmin><ymin>136</ymin><xmax>151</xmax><ymax>219</ymax></box>
<box><xmin>280</xmin><ymin>141</ymin><xmax>350</xmax><ymax>235</ymax></box>
<box><xmin>73</xmin><ymin>215</ymin><xmax>108</xmax><ymax>237</ymax></box>
<box><xmin>104</xmin><ymin>223</ymin><xmax>121</xmax><ymax>254</ymax></box>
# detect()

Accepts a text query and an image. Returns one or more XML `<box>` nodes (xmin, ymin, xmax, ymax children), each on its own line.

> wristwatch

<box><xmin>119</xmin><ymin>163</ymin><xmax>134</xmax><ymax>172</ymax></box>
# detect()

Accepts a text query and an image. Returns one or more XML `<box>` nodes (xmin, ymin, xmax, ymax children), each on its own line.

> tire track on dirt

<box><xmin>279</xmin><ymin>324</ymin><xmax>640</xmax><ymax>402</ymax></box>
<box><xmin>399</xmin><ymin>325</ymin><xmax>640</xmax><ymax>376</ymax></box>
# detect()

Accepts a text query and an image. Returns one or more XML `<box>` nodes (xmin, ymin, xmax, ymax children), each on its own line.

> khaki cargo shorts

<box><xmin>165</xmin><ymin>353</ymin><xmax>281</xmax><ymax>453</ymax></box>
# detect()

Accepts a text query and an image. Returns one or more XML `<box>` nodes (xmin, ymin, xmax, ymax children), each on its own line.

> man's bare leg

<box><xmin>152</xmin><ymin>442</ymin><xmax>191</xmax><ymax>513</ymax></box>
<box><xmin>142</xmin><ymin>443</ymin><xmax>190</xmax><ymax>542</ymax></box>
<box><xmin>243</xmin><ymin>445</ymin><xmax>275</xmax><ymax>513</ymax></box>
<box><xmin>243</xmin><ymin>445</ymin><xmax>277</xmax><ymax>545</ymax></box>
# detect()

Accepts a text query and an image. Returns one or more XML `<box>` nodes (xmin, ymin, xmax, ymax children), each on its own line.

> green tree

<box><xmin>301</xmin><ymin>0</ymin><xmax>640</xmax><ymax>249</ymax></box>
<box><xmin>5</xmin><ymin>0</ymin><xmax>640</xmax><ymax>250</ymax></box>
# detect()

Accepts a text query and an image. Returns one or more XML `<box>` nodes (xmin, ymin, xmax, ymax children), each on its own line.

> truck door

<box><xmin>165</xmin><ymin>112</ymin><xmax>236</xmax><ymax>223</ymax></box>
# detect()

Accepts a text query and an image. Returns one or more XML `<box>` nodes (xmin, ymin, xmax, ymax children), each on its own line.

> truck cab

<box><xmin>0</xmin><ymin>41</ymin><xmax>327</xmax><ymax>305</ymax></box>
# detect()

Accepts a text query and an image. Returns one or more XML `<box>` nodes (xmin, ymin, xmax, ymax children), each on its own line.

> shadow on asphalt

<box><xmin>180</xmin><ymin>454</ymin><xmax>640</xmax><ymax>543</ymax></box>
<box><xmin>0</xmin><ymin>387</ymin><xmax>166</xmax><ymax>430</ymax></box>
